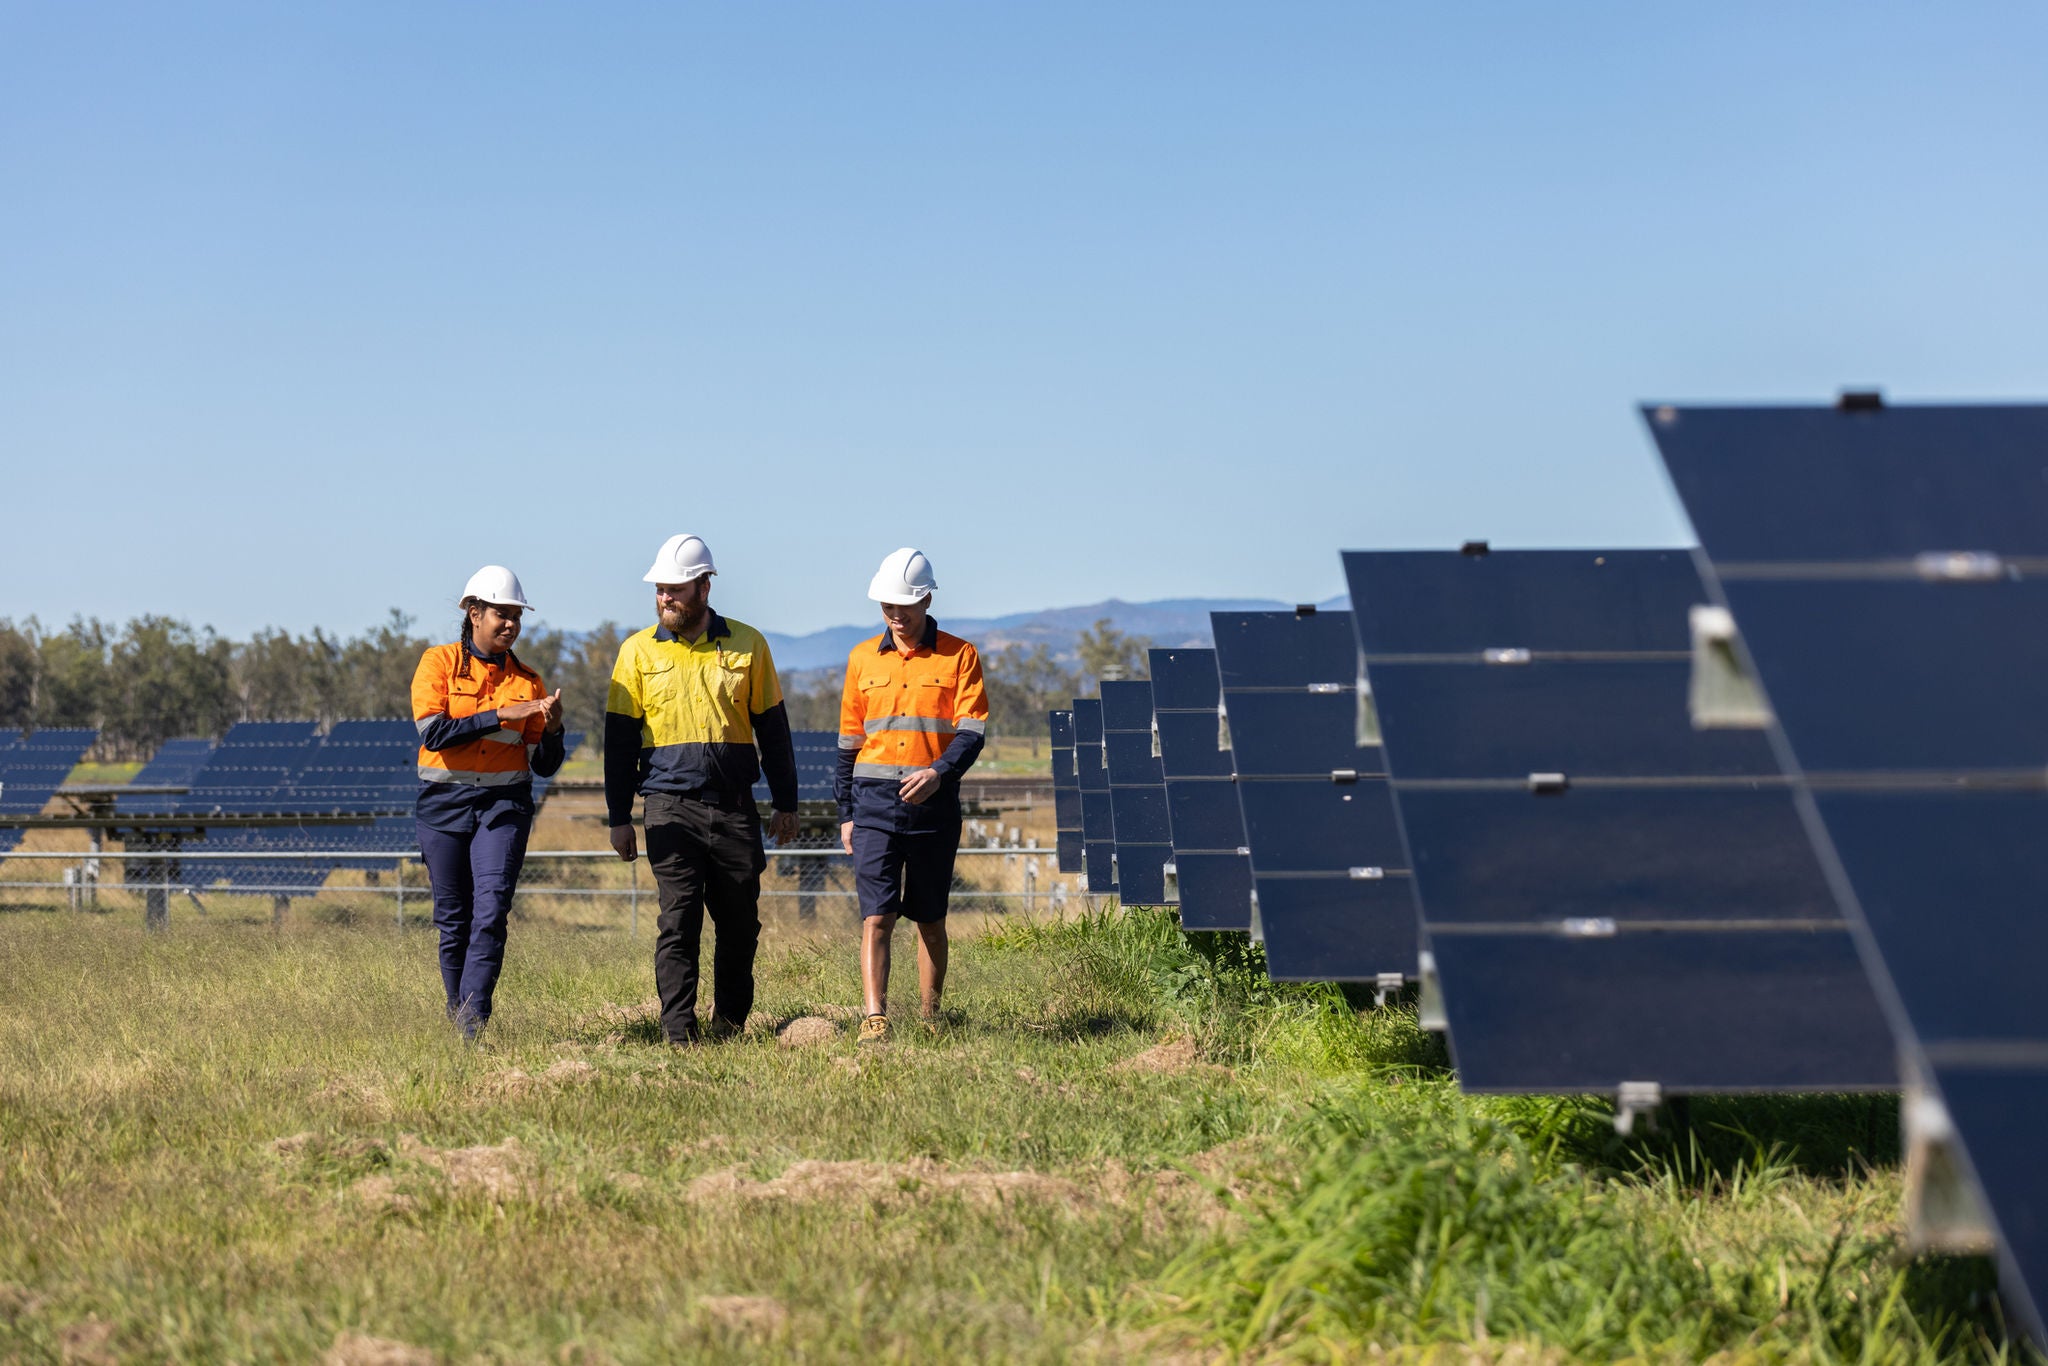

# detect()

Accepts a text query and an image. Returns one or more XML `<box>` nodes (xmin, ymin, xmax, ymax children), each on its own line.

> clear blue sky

<box><xmin>4</xmin><ymin>3</ymin><xmax>2043</xmax><ymax>641</ymax></box>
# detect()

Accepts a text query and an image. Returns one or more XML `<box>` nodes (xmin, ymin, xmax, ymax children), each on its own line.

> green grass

<box><xmin>0</xmin><ymin>905</ymin><xmax>2028</xmax><ymax>1363</ymax></box>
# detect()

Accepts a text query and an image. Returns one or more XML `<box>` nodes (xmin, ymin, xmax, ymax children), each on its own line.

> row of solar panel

<box><xmin>1046</xmin><ymin>401</ymin><xmax>2048</xmax><ymax>1342</ymax></box>
<box><xmin>0</xmin><ymin>728</ymin><xmax>101</xmax><ymax>853</ymax></box>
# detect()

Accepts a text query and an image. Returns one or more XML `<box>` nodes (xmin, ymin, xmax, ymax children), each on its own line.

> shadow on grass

<box><xmin>1498</xmin><ymin>1090</ymin><xmax>1902</xmax><ymax>1183</ymax></box>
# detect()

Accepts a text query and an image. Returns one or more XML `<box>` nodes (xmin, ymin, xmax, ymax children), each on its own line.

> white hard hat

<box><xmin>461</xmin><ymin>565</ymin><xmax>532</xmax><ymax>609</ymax></box>
<box><xmin>643</xmin><ymin>533</ymin><xmax>718</xmax><ymax>584</ymax></box>
<box><xmin>868</xmin><ymin>547</ymin><xmax>937</xmax><ymax>605</ymax></box>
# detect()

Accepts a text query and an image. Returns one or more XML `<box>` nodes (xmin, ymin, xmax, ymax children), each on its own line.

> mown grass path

<box><xmin>0</xmin><ymin>909</ymin><xmax>2025</xmax><ymax>1363</ymax></box>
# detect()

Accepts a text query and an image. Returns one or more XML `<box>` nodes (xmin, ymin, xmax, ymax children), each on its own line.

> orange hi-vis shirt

<box><xmin>412</xmin><ymin>642</ymin><xmax>552</xmax><ymax>789</ymax></box>
<box><xmin>835</xmin><ymin>618</ymin><xmax>988</xmax><ymax>831</ymax></box>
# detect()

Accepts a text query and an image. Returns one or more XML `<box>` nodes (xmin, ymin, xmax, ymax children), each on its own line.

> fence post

<box><xmin>395</xmin><ymin>855</ymin><xmax>405</xmax><ymax>928</ymax></box>
<box><xmin>630</xmin><ymin>856</ymin><xmax>640</xmax><ymax>937</ymax></box>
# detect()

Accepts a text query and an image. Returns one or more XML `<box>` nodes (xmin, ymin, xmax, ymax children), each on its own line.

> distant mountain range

<box><xmin>764</xmin><ymin>595</ymin><xmax>1351</xmax><ymax>672</ymax></box>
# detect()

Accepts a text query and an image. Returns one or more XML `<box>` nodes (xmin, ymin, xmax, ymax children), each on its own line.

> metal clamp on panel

<box><xmin>1560</xmin><ymin>917</ymin><xmax>1616</xmax><ymax>938</ymax></box>
<box><xmin>1308</xmin><ymin>682</ymin><xmax>1345</xmax><ymax>695</ymax></box>
<box><xmin>1348</xmin><ymin>865</ymin><xmax>1385</xmax><ymax>880</ymax></box>
<box><xmin>1216</xmin><ymin>698</ymin><xmax>1232</xmax><ymax>753</ymax></box>
<box><xmin>1331</xmin><ymin>769</ymin><xmax>1360</xmax><ymax>784</ymax></box>
<box><xmin>1915</xmin><ymin>551</ymin><xmax>2007</xmax><ymax>582</ymax></box>
<box><xmin>1613</xmin><ymin>1081</ymin><xmax>1663</xmax><ymax>1136</ymax></box>
<box><xmin>1527</xmin><ymin>772</ymin><xmax>1569</xmax><ymax>795</ymax></box>
<box><xmin>1373</xmin><ymin>972</ymin><xmax>1405</xmax><ymax>1008</ymax></box>
<box><xmin>1482</xmin><ymin>647</ymin><xmax>1532</xmax><ymax>665</ymax></box>
<box><xmin>1160</xmin><ymin>860</ymin><xmax>1179</xmax><ymax>905</ymax></box>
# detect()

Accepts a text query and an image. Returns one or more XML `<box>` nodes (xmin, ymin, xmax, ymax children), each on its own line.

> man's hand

<box><xmin>767</xmin><ymin>810</ymin><xmax>800</xmax><ymax>845</ymax></box>
<box><xmin>839</xmin><ymin>821</ymin><xmax>854</xmax><ymax>855</ymax></box>
<box><xmin>608</xmin><ymin>824</ymin><xmax>638</xmax><ymax>862</ymax></box>
<box><xmin>898</xmin><ymin>767</ymin><xmax>942</xmax><ymax>805</ymax></box>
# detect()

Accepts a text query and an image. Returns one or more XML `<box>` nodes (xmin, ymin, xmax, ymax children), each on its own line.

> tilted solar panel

<box><xmin>1346</xmin><ymin>547</ymin><xmax>1893</xmax><ymax>1107</ymax></box>
<box><xmin>1049</xmin><ymin>709</ymin><xmax>1082</xmax><ymax>875</ymax></box>
<box><xmin>1100</xmin><ymin>680</ymin><xmax>1173</xmax><ymax>906</ymax></box>
<box><xmin>1210</xmin><ymin>611</ymin><xmax>1413</xmax><ymax>984</ymax></box>
<box><xmin>1072</xmin><ymin>698</ymin><xmax>1116</xmax><ymax>893</ymax></box>
<box><xmin>1150</xmin><ymin>646</ymin><xmax>1251</xmax><ymax>933</ymax></box>
<box><xmin>1648</xmin><ymin>400</ymin><xmax>2048</xmax><ymax>1338</ymax></box>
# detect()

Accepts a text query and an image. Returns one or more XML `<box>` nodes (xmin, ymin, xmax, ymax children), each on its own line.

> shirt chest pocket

<box><xmin>638</xmin><ymin>659</ymin><xmax>678</xmax><ymax>711</ymax></box>
<box><xmin>712</xmin><ymin>651</ymin><xmax>751</xmax><ymax>710</ymax></box>
<box><xmin>446</xmin><ymin>672</ymin><xmax>488</xmax><ymax>719</ymax></box>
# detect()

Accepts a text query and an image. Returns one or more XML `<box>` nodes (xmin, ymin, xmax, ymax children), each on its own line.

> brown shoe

<box><xmin>857</xmin><ymin>1014</ymin><xmax>892</xmax><ymax>1046</ymax></box>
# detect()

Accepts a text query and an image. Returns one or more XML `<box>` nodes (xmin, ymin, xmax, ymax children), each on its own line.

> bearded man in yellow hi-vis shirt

<box><xmin>834</xmin><ymin>548</ymin><xmax>989</xmax><ymax>1045</ymax></box>
<box><xmin>605</xmin><ymin>534</ymin><xmax>800</xmax><ymax>1046</ymax></box>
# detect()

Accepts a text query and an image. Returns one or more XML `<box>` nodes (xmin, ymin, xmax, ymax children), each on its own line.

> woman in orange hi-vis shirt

<box><xmin>411</xmin><ymin>565</ymin><xmax>564</xmax><ymax>1037</ymax></box>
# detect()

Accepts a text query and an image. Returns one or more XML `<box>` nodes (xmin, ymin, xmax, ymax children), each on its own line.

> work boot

<box><xmin>706</xmin><ymin>1015</ymin><xmax>744</xmax><ymax>1043</ymax></box>
<box><xmin>858</xmin><ymin>1014</ymin><xmax>892</xmax><ymax>1046</ymax></box>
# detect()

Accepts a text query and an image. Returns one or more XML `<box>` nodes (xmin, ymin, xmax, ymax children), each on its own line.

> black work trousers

<box><xmin>644</xmin><ymin>791</ymin><xmax>766</xmax><ymax>1042</ymax></box>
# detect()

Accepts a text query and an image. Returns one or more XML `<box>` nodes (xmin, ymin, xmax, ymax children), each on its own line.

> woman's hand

<box><xmin>839</xmin><ymin>821</ymin><xmax>854</xmax><ymax>855</ymax></box>
<box><xmin>539</xmin><ymin>689</ymin><xmax>565</xmax><ymax>734</ymax></box>
<box><xmin>498</xmin><ymin>697</ymin><xmax>546</xmax><ymax>723</ymax></box>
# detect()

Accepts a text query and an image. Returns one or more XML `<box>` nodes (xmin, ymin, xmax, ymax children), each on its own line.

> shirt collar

<box><xmin>463</xmin><ymin>640</ymin><xmax>507</xmax><ymax>667</ymax></box>
<box><xmin>878</xmin><ymin>617</ymin><xmax>940</xmax><ymax>655</ymax></box>
<box><xmin>654</xmin><ymin>608</ymin><xmax>732</xmax><ymax>645</ymax></box>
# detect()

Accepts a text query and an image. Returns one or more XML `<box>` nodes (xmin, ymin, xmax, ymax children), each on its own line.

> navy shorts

<box><xmin>851</xmin><ymin>824</ymin><xmax>960</xmax><ymax>923</ymax></box>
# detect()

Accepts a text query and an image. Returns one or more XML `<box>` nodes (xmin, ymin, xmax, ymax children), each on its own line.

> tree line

<box><xmin>0</xmin><ymin>613</ymin><xmax>1155</xmax><ymax>760</ymax></box>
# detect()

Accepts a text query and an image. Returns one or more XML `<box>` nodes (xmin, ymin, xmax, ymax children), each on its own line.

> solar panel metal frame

<box><xmin>1210</xmin><ymin>609</ymin><xmax>1414</xmax><ymax>985</ymax></box>
<box><xmin>1346</xmin><ymin>546</ymin><xmax>1893</xmax><ymax>1106</ymax></box>
<box><xmin>1647</xmin><ymin>400</ymin><xmax>2048</xmax><ymax>1339</ymax></box>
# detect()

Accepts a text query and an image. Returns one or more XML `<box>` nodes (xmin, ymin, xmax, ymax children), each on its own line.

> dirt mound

<box><xmin>395</xmin><ymin>1134</ymin><xmax>533</xmax><ymax>1200</ymax></box>
<box><xmin>695</xmin><ymin>1295</ymin><xmax>789</xmax><ymax>1336</ymax></box>
<box><xmin>58</xmin><ymin>1317</ymin><xmax>117</xmax><ymax>1365</ymax></box>
<box><xmin>776</xmin><ymin>1016</ymin><xmax>840</xmax><ymax>1049</ymax></box>
<box><xmin>573</xmin><ymin>999</ymin><xmax>662</xmax><ymax>1045</ymax></box>
<box><xmin>478</xmin><ymin>1058</ymin><xmax>600</xmax><ymax>1099</ymax></box>
<box><xmin>688</xmin><ymin>1158</ymin><xmax>1084</xmax><ymax>1210</ymax></box>
<box><xmin>313</xmin><ymin>1077</ymin><xmax>395</xmax><ymax>1116</ymax></box>
<box><xmin>325</xmin><ymin>1331</ymin><xmax>438</xmax><ymax>1365</ymax></box>
<box><xmin>348</xmin><ymin>1175</ymin><xmax>422</xmax><ymax>1215</ymax></box>
<box><xmin>1108</xmin><ymin>1036</ymin><xmax>1229</xmax><ymax>1078</ymax></box>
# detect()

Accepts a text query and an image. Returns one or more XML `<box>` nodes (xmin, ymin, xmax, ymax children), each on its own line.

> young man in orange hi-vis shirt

<box><xmin>834</xmin><ymin>548</ymin><xmax>988</xmax><ymax>1045</ymax></box>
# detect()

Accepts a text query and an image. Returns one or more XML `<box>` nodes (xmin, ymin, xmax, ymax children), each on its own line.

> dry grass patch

<box><xmin>776</xmin><ymin>1015</ymin><xmax>841</xmax><ymax>1049</ymax></box>
<box><xmin>694</xmin><ymin>1294</ymin><xmax>790</xmax><ymax>1337</ymax></box>
<box><xmin>1109</xmin><ymin>1035</ymin><xmax>1231</xmax><ymax>1079</ymax></box>
<box><xmin>324</xmin><ymin>1331</ymin><xmax>438</xmax><ymax>1365</ymax></box>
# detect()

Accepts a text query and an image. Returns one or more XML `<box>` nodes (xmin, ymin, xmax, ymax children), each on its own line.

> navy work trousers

<box><xmin>852</xmin><ymin>823</ymin><xmax>961</xmax><ymax>923</ymax></box>
<box><xmin>417</xmin><ymin>806</ymin><xmax>531</xmax><ymax>1035</ymax></box>
<box><xmin>645</xmin><ymin>791</ymin><xmax>765</xmax><ymax>1042</ymax></box>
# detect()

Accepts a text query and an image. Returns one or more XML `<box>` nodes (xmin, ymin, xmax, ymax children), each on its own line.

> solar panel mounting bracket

<box><xmin>1417</xmin><ymin>952</ymin><xmax>1447</xmax><ymax>1032</ymax></box>
<box><xmin>1373</xmin><ymin>972</ymin><xmax>1405</xmax><ymax>1007</ymax></box>
<box><xmin>1307</xmin><ymin>682</ymin><xmax>1345</xmax><ymax>694</ymax></box>
<box><xmin>1613</xmin><ymin>1081</ymin><xmax>1663</xmax><ymax>1135</ymax></box>
<box><xmin>1331</xmin><ymin>769</ymin><xmax>1360</xmax><ymax>784</ymax></box>
<box><xmin>1347</xmin><ymin>865</ymin><xmax>1384</xmax><ymax>880</ymax></box>
<box><xmin>1526</xmin><ymin>772</ymin><xmax>1569</xmax><ymax>795</ymax></box>
<box><xmin>1482</xmin><ymin>648</ymin><xmax>1532</xmax><ymax>665</ymax></box>
<box><xmin>1903</xmin><ymin>1077</ymin><xmax>1996</xmax><ymax>1254</ymax></box>
<box><xmin>1560</xmin><ymin>917</ymin><xmax>1617</xmax><ymax>938</ymax></box>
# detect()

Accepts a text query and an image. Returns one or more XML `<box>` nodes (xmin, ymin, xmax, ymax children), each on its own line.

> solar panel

<box><xmin>1210</xmin><ymin>611</ymin><xmax>1413</xmax><ymax>983</ymax></box>
<box><xmin>1049</xmin><ymin>709</ymin><xmax>1082</xmax><ymax>874</ymax></box>
<box><xmin>1345</xmin><ymin>547</ymin><xmax>1893</xmax><ymax>1105</ymax></box>
<box><xmin>1149</xmin><ymin>650</ymin><xmax>1254</xmax><ymax>933</ymax></box>
<box><xmin>0</xmin><ymin>729</ymin><xmax>96</xmax><ymax>818</ymax></box>
<box><xmin>1100</xmin><ymin>680</ymin><xmax>1173</xmax><ymax>906</ymax></box>
<box><xmin>1072</xmin><ymin>697</ymin><xmax>1116</xmax><ymax>893</ymax></box>
<box><xmin>1648</xmin><ymin>400</ymin><xmax>2048</xmax><ymax>1338</ymax></box>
